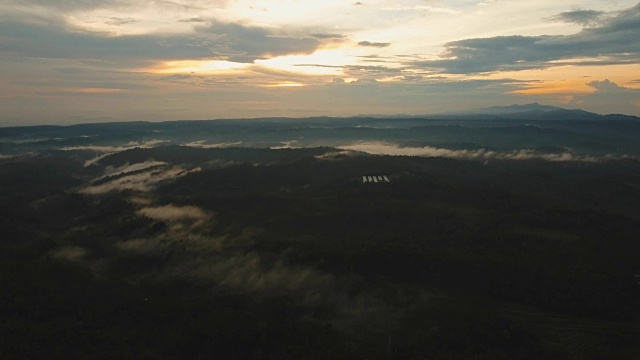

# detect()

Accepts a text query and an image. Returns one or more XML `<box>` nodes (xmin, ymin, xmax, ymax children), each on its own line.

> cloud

<box><xmin>185</xmin><ymin>140</ymin><xmax>243</xmax><ymax>148</ymax></box>
<box><xmin>115</xmin><ymin>236</ymin><xmax>347</xmax><ymax>314</ymax></box>
<box><xmin>358</xmin><ymin>41</ymin><xmax>390</xmax><ymax>48</ymax></box>
<box><xmin>98</xmin><ymin>160</ymin><xmax>168</xmax><ymax>180</ymax></box>
<box><xmin>343</xmin><ymin>64</ymin><xmax>404</xmax><ymax>79</ymax></box>
<box><xmin>187</xmin><ymin>252</ymin><xmax>333</xmax><ymax>293</ymax></box>
<box><xmin>104</xmin><ymin>17</ymin><xmax>139</xmax><ymax>26</ymax></box>
<box><xmin>588</xmin><ymin>78</ymin><xmax>631</xmax><ymax>92</ymax></box>
<box><xmin>115</xmin><ymin>220</ymin><xmax>333</xmax><ymax>295</ymax></box>
<box><xmin>270</xmin><ymin>140</ymin><xmax>302</xmax><ymax>149</ymax></box>
<box><xmin>60</xmin><ymin>139</ymin><xmax>169</xmax><ymax>166</ymax></box>
<box><xmin>111</xmin><ymin>215</ymin><xmax>403</xmax><ymax>327</ymax></box>
<box><xmin>0</xmin><ymin>20</ymin><xmax>320</xmax><ymax>65</ymax></box>
<box><xmin>4</xmin><ymin>0</ymin><xmax>119</xmax><ymax>11</ymax></box>
<box><xmin>79</xmin><ymin>165</ymin><xmax>201</xmax><ymax>194</ymax></box>
<box><xmin>382</xmin><ymin>5</ymin><xmax>460</xmax><ymax>14</ymax></box>
<box><xmin>546</xmin><ymin>9</ymin><xmax>607</xmax><ymax>27</ymax></box>
<box><xmin>414</xmin><ymin>3</ymin><xmax>640</xmax><ymax>74</ymax></box>
<box><xmin>201</xmin><ymin>22</ymin><xmax>320</xmax><ymax>63</ymax></box>
<box><xmin>3</xmin><ymin>0</ymin><xmax>229</xmax><ymax>13</ymax></box>
<box><xmin>115</xmin><ymin>226</ymin><xmax>402</xmax><ymax>327</ymax></box>
<box><xmin>339</xmin><ymin>142</ymin><xmax>631</xmax><ymax>162</ymax></box>
<box><xmin>58</xmin><ymin>145</ymin><xmax>136</xmax><ymax>153</ymax></box>
<box><xmin>50</xmin><ymin>246</ymin><xmax>88</xmax><ymax>262</ymax></box>
<box><xmin>177</xmin><ymin>17</ymin><xmax>207</xmax><ymax>23</ymax></box>
<box><xmin>570</xmin><ymin>79</ymin><xmax>640</xmax><ymax>115</ymax></box>
<box><xmin>78</xmin><ymin>186</ymin><xmax>402</xmax><ymax>325</ymax></box>
<box><xmin>421</xmin><ymin>35</ymin><xmax>557</xmax><ymax>73</ymax></box>
<box><xmin>137</xmin><ymin>204</ymin><xmax>210</xmax><ymax>223</ymax></box>
<box><xmin>310</xmin><ymin>33</ymin><xmax>345</xmax><ymax>39</ymax></box>
<box><xmin>314</xmin><ymin>150</ymin><xmax>353</xmax><ymax>160</ymax></box>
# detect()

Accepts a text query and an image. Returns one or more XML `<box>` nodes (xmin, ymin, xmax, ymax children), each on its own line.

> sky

<box><xmin>1</xmin><ymin>0</ymin><xmax>639</xmax><ymax>125</ymax></box>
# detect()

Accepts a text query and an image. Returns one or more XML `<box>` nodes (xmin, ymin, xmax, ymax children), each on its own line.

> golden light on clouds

<box><xmin>154</xmin><ymin>60</ymin><xmax>251</xmax><ymax>74</ymax></box>
<box><xmin>152</xmin><ymin>48</ymin><xmax>358</xmax><ymax>78</ymax></box>
<box><xmin>256</xmin><ymin>49</ymin><xmax>353</xmax><ymax>76</ymax></box>
<box><xmin>483</xmin><ymin>64</ymin><xmax>638</xmax><ymax>84</ymax></box>
<box><xmin>262</xmin><ymin>82</ymin><xmax>306</xmax><ymax>88</ymax></box>
<box><xmin>511</xmin><ymin>80</ymin><xmax>594</xmax><ymax>95</ymax></box>
<box><xmin>477</xmin><ymin>64</ymin><xmax>640</xmax><ymax>96</ymax></box>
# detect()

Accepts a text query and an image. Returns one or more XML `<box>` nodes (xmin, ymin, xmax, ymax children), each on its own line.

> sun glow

<box><xmin>151</xmin><ymin>48</ymin><xmax>361</xmax><ymax>78</ymax></box>
<box><xmin>262</xmin><ymin>82</ymin><xmax>306</xmax><ymax>88</ymax></box>
<box><xmin>256</xmin><ymin>49</ymin><xmax>354</xmax><ymax>76</ymax></box>
<box><xmin>153</xmin><ymin>60</ymin><xmax>251</xmax><ymax>74</ymax></box>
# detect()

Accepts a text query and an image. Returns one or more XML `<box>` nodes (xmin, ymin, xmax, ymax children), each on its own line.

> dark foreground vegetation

<box><xmin>1</xmin><ymin>142</ymin><xmax>640</xmax><ymax>359</ymax></box>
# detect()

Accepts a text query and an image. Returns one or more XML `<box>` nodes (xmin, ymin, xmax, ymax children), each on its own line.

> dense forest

<box><xmin>2</xmin><ymin>141</ymin><xmax>639</xmax><ymax>359</ymax></box>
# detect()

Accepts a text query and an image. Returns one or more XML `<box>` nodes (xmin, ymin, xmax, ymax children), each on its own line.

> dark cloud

<box><xmin>294</xmin><ymin>64</ymin><xmax>342</xmax><ymax>68</ymax></box>
<box><xmin>4</xmin><ymin>0</ymin><xmax>120</xmax><ymax>11</ymax></box>
<box><xmin>0</xmin><ymin>21</ymin><xmax>203</xmax><ymax>65</ymax></box>
<box><xmin>546</xmin><ymin>9</ymin><xmax>606</xmax><ymax>26</ymax></box>
<box><xmin>0</xmin><ymin>20</ymin><xmax>320</xmax><ymax>64</ymax></box>
<box><xmin>27</xmin><ymin>0</ymin><xmax>221</xmax><ymax>12</ymax></box>
<box><xmin>310</xmin><ymin>33</ymin><xmax>345</xmax><ymax>39</ymax></box>
<box><xmin>588</xmin><ymin>79</ymin><xmax>630</xmax><ymax>92</ymax></box>
<box><xmin>152</xmin><ymin>0</ymin><xmax>213</xmax><ymax>11</ymax></box>
<box><xmin>357</xmin><ymin>54</ymin><xmax>391</xmax><ymax>59</ymax></box>
<box><xmin>105</xmin><ymin>17</ymin><xmax>138</xmax><ymax>26</ymax></box>
<box><xmin>355</xmin><ymin>54</ymin><xmax>401</xmax><ymax>65</ymax></box>
<box><xmin>203</xmin><ymin>23</ymin><xmax>319</xmax><ymax>62</ymax></box>
<box><xmin>420</xmin><ymin>35</ymin><xmax>556</xmax><ymax>73</ymax></box>
<box><xmin>343</xmin><ymin>64</ymin><xmax>403</xmax><ymax>77</ymax></box>
<box><xmin>413</xmin><ymin>3</ymin><xmax>640</xmax><ymax>74</ymax></box>
<box><xmin>177</xmin><ymin>17</ymin><xmax>208</xmax><ymax>23</ymax></box>
<box><xmin>351</xmin><ymin>78</ymin><xmax>378</xmax><ymax>85</ymax></box>
<box><xmin>358</xmin><ymin>41</ymin><xmax>391</xmax><ymax>48</ymax></box>
<box><xmin>401</xmin><ymin>75</ymin><xmax>423</xmax><ymax>82</ymax></box>
<box><xmin>157</xmin><ymin>73</ymin><xmax>199</xmax><ymax>81</ymax></box>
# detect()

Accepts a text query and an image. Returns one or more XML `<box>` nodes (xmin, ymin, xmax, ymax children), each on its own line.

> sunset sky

<box><xmin>1</xmin><ymin>0</ymin><xmax>639</xmax><ymax>125</ymax></box>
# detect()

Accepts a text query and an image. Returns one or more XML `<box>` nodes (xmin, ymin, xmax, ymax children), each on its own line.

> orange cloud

<box><xmin>511</xmin><ymin>80</ymin><xmax>594</xmax><ymax>95</ymax></box>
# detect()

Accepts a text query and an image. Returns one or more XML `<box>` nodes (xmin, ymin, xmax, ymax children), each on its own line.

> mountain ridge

<box><xmin>1</xmin><ymin>104</ymin><xmax>639</xmax><ymax>130</ymax></box>
<box><xmin>356</xmin><ymin>102</ymin><xmax>639</xmax><ymax>121</ymax></box>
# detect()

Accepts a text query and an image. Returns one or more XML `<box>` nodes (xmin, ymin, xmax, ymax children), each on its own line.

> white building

<box><xmin>362</xmin><ymin>175</ymin><xmax>390</xmax><ymax>183</ymax></box>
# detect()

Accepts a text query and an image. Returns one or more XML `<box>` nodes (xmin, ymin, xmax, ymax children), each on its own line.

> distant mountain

<box><xmin>357</xmin><ymin>103</ymin><xmax>639</xmax><ymax>121</ymax></box>
<box><xmin>475</xmin><ymin>103</ymin><xmax>564</xmax><ymax>115</ymax></box>
<box><xmin>431</xmin><ymin>103</ymin><xmax>640</xmax><ymax>121</ymax></box>
<box><xmin>496</xmin><ymin>108</ymin><xmax>602</xmax><ymax>121</ymax></box>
